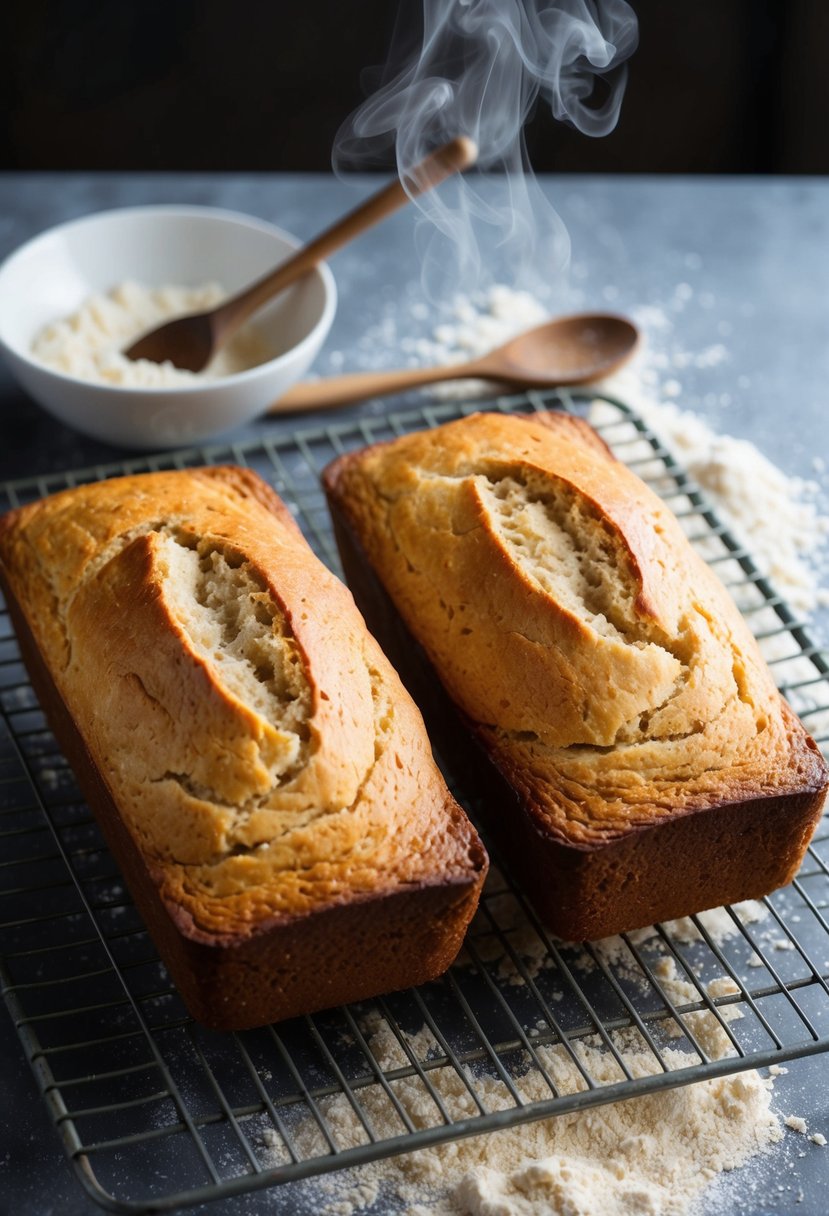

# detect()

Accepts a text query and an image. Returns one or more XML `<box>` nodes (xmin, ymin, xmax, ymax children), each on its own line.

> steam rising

<box><xmin>334</xmin><ymin>0</ymin><xmax>638</xmax><ymax>296</ymax></box>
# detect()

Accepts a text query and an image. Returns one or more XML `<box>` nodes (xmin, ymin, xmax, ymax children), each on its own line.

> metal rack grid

<box><xmin>1</xmin><ymin>388</ymin><xmax>828</xmax><ymax>1214</ymax></box>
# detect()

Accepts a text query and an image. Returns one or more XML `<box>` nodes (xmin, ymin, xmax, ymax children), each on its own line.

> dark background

<box><xmin>1</xmin><ymin>0</ymin><xmax>828</xmax><ymax>174</ymax></box>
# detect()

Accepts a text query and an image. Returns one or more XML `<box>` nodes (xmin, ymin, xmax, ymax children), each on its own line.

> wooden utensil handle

<box><xmin>216</xmin><ymin>137</ymin><xmax>478</xmax><ymax>343</ymax></box>
<box><xmin>269</xmin><ymin>361</ymin><xmax>494</xmax><ymax>414</ymax></box>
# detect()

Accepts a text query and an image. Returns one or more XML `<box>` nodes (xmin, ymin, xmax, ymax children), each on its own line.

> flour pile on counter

<box><xmin>249</xmin><ymin>879</ymin><xmax>791</xmax><ymax>1214</ymax></box>
<box><xmin>400</xmin><ymin>285</ymin><xmax>549</xmax><ymax>374</ymax></box>
<box><xmin>31</xmin><ymin>281</ymin><xmax>269</xmax><ymax>386</ymax></box>
<box><xmin>253</xmin><ymin>1011</ymin><xmax>781</xmax><ymax>1216</ymax></box>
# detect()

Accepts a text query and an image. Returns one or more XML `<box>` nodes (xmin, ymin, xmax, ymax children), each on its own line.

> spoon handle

<box><xmin>268</xmin><ymin>359</ymin><xmax>508</xmax><ymax>413</ymax></box>
<box><xmin>214</xmin><ymin>137</ymin><xmax>478</xmax><ymax>347</ymax></box>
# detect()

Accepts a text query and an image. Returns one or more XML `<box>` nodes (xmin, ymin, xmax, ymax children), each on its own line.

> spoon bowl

<box><xmin>125</xmin><ymin>310</ymin><xmax>216</xmax><ymax>373</ymax></box>
<box><xmin>491</xmin><ymin>314</ymin><xmax>639</xmax><ymax>384</ymax></box>
<box><xmin>272</xmin><ymin>312</ymin><xmax>640</xmax><ymax>414</ymax></box>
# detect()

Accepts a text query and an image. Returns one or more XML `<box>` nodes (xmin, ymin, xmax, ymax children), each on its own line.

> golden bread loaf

<box><xmin>0</xmin><ymin>466</ymin><xmax>487</xmax><ymax>1027</ymax></box>
<box><xmin>323</xmin><ymin>411</ymin><xmax>827</xmax><ymax>938</ymax></box>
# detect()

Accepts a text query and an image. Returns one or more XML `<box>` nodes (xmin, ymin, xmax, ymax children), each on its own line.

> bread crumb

<box><xmin>707</xmin><ymin>977</ymin><xmax>741</xmax><ymax>999</ymax></box>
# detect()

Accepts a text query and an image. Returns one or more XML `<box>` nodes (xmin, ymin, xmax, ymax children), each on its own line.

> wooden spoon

<box><xmin>125</xmin><ymin>136</ymin><xmax>478</xmax><ymax>372</ymax></box>
<box><xmin>269</xmin><ymin>313</ymin><xmax>639</xmax><ymax>413</ymax></box>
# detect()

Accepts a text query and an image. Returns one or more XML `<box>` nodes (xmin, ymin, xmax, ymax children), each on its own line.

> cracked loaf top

<box><xmin>0</xmin><ymin>467</ymin><xmax>484</xmax><ymax>938</ymax></box>
<box><xmin>324</xmin><ymin>411</ymin><xmax>828</xmax><ymax>846</ymax></box>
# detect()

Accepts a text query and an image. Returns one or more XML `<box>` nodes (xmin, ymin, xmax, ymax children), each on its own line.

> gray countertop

<box><xmin>0</xmin><ymin>173</ymin><xmax>828</xmax><ymax>1215</ymax></box>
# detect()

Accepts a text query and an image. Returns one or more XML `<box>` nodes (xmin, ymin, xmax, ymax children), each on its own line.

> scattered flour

<box><xmin>400</xmin><ymin>284</ymin><xmax>548</xmax><ymax>380</ymax></box>
<box><xmin>580</xmin><ymin>900</ymin><xmax>769</xmax><ymax>987</ymax></box>
<box><xmin>461</xmin><ymin>873</ymin><xmax>557</xmax><ymax>985</ymax></box>
<box><xmin>246</xmin><ymin>875</ymin><xmax>795</xmax><ymax>1214</ymax></box>
<box><xmin>31</xmin><ymin>280</ymin><xmax>270</xmax><ymax>386</ymax></box>
<box><xmin>256</xmin><ymin>1016</ymin><xmax>783</xmax><ymax>1216</ymax></box>
<box><xmin>661</xmin><ymin>901</ymin><xmax>769</xmax><ymax>945</ymax></box>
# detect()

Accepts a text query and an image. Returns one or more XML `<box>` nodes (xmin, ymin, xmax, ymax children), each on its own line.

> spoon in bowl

<box><xmin>124</xmin><ymin>137</ymin><xmax>478</xmax><ymax>372</ymax></box>
<box><xmin>268</xmin><ymin>312</ymin><xmax>639</xmax><ymax>413</ymax></box>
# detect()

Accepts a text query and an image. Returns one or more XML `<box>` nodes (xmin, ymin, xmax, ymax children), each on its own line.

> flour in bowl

<box><xmin>31</xmin><ymin>280</ymin><xmax>269</xmax><ymax>386</ymax></box>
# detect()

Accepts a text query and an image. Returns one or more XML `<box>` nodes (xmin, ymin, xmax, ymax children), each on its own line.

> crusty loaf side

<box><xmin>0</xmin><ymin>467</ymin><xmax>487</xmax><ymax>1027</ymax></box>
<box><xmin>322</xmin><ymin>411</ymin><xmax>828</xmax><ymax>939</ymax></box>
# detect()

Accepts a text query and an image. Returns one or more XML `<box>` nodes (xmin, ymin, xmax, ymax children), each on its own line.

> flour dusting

<box><xmin>252</xmin><ymin>1013</ymin><xmax>783</xmax><ymax>1216</ymax></box>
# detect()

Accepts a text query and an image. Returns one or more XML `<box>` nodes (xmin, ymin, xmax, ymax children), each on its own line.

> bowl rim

<box><xmin>0</xmin><ymin>203</ymin><xmax>337</xmax><ymax>396</ymax></box>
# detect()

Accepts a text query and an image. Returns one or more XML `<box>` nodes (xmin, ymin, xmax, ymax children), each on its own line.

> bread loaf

<box><xmin>323</xmin><ymin>411</ymin><xmax>827</xmax><ymax>939</ymax></box>
<box><xmin>0</xmin><ymin>467</ymin><xmax>487</xmax><ymax>1028</ymax></box>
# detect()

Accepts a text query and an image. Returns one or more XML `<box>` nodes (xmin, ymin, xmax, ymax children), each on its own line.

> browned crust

<box><xmin>0</xmin><ymin>468</ymin><xmax>487</xmax><ymax>1028</ymax></box>
<box><xmin>323</xmin><ymin>428</ymin><xmax>828</xmax><ymax>940</ymax></box>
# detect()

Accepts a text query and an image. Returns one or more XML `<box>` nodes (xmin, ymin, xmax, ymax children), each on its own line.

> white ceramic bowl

<box><xmin>0</xmin><ymin>205</ymin><xmax>337</xmax><ymax>449</ymax></box>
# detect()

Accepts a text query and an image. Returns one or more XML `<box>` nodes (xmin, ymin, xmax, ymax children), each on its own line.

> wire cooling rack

<box><xmin>1</xmin><ymin>389</ymin><xmax>829</xmax><ymax>1214</ymax></box>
